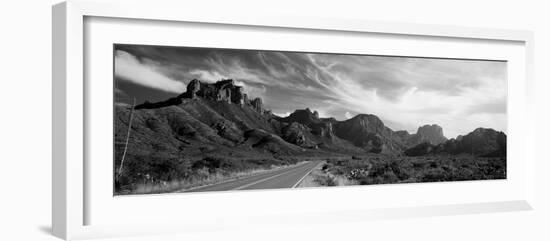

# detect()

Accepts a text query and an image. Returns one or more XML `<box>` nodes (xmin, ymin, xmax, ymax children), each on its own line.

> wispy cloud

<box><xmin>189</xmin><ymin>69</ymin><xmax>228</xmax><ymax>83</ymax></box>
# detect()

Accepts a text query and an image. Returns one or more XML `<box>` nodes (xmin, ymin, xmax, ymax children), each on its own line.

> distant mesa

<box><xmin>416</xmin><ymin>124</ymin><xmax>447</xmax><ymax>144</ymax></box>
<box><xmin>408</xmin><ymin>124</ymin><xmax>447</xmax><ymax>146</ymax></box>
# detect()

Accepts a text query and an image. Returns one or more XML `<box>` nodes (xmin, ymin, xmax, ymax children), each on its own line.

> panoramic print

<box><xmin>113</xmin><ymin>44</ymin><xmax>507</xmax><ymax>195</ymax></box>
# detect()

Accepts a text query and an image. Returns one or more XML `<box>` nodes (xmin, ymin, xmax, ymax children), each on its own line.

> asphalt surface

<box><xmin>181</xmin><ymin>161</ymin><xmax>321</xmax><ymax>192</ymax></box>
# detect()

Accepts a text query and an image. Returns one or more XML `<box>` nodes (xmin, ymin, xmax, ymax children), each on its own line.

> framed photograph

<box><xmin>53</xmin><ymin>0</ymin><xmax>535</xmax><ymax>240</ymax></box>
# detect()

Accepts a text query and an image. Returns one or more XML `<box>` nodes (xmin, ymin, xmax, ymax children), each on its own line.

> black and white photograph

<box><xmin>113</xmin><ymin>44</ymin><xmax>507</xmax><ymax>195</ymax></box>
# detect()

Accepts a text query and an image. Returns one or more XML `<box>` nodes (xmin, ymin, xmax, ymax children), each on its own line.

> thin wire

<box><xmin>117</xmin><ymin>98</ymin><xmax>136</xmax><ymax>176</ymax></box>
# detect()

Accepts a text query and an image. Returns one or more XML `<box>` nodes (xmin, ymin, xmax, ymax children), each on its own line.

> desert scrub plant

<box><xmin>313</xmin><ymin>175</ymin><xmax>337</xmax><ymax>186</ymax></box>
<box><xmin>420</xmin><ymin>168</ymin><xmax>449</xmax><ymax>182</ymax></box>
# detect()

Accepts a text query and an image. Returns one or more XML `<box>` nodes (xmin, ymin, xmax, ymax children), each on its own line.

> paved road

<box><xmin>181</xmin><ymin>161</ymin><xmax>321</xmax><ymax>192</ymax></box>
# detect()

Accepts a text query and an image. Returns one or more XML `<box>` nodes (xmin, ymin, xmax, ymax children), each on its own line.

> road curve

<box><xmin>180</xmin><ymin>161</ymin><xmax>321</xmax><ymax>193</ymax></box>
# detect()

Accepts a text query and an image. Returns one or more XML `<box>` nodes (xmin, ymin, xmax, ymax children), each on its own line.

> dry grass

<box><xmin>126</xmin><ymin>162</ymin><xmax>306</xmax><ymax>195</ymax></box>
<box><xmin>115</xmin><ymin>152</ymin><xmax>304</xmax><ymax>195</ymax></box>
<box><xmin>297</xmin><ymin>161</ymin><xmax>357</xmax><ymax>188</ymax></box>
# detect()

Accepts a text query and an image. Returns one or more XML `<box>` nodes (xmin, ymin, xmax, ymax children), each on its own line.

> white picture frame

<box><xmin>52</xmin><ymin>0</ymin><xmax>535</xmax><ymax>240</ymax></box>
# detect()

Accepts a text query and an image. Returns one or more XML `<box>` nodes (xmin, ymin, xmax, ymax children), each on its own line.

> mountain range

<box><xmin>115</xmin><ymin>79</ymin><xmax>506</xmax><ymax>162</ymax></box>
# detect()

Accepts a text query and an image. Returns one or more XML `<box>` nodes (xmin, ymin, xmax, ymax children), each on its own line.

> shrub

<box><xmin>314</xmin><ymin>175</ymin><xmax>337</xmax><ymax>186</ymax></box>
<box><xmin>420</xmin><ymin>168</ymin><xmax>448</xmax><ymax>182</ymax></box>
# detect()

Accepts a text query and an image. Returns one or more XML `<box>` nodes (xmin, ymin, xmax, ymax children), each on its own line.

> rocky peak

<box><xmin>283</xmin><ymin>108</ymin><xmax>321</xmax><ymax>126</ymax></box>
<box><xmin>344</xmin><ymin>114</ymin><xmax>385</xmax><ymax>133</ymax></box>
<box><xmin>333</xmin><ymin>114</ymin><xmax>402</xmax><ymax>153</ymax></box>
<box><xmin>313</xmin><ymin>110</ymin><xmax>320</xmax><ymax>119</ymax></box>
<box><xmin>459</xmin><ymin>128</ymin><xmax>506</xmax><ymax>156</ymax></box>
<box><xmin>186</xmin><ymin>79</ymin><xmax>200</xmax><ymax>97</ymax></box>
<box><xmin>280</xmin><ymin>108</ymin><xmax>336</xmax><ymax>139</ymax></box>
<box><xmin>136</xmin><ymin>79</ymin><xmax>265</xmax><ymax>112</ymax></box>
<box><xmin>470</xmin><ymin>127</ymin><xmax>497</xmax><ymax>136</ymax></box>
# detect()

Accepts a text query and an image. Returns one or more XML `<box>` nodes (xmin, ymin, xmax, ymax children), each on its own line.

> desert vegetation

<box><xmin>302</xmin><ymin>155</ymin><xmax>506</xmax><ymax>187</ymax></box>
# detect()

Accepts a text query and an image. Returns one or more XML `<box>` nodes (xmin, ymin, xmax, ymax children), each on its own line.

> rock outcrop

<box><xmin>185</xmin><ymin>79</ymin><xmax>201</xmax><ymax>99</ymax></box>
<box><xmin>251</xmin><ymin>97</ymin><xmax>263</xmax><ymax>112</ymax></box>
<box><xmin>137</xmin><ymin>79</ymin><xmax>264</xmax><ymax>113</ymax></box>
<box><xmin>281</xmin><ymin>122</ymin><xmax>312</xmax><ymax>147</ymax></box>
<box><xmin>311</xmin><ymin>122</ymin><xmax>334</xmax><ymax>138</ymax></box>
<box><xmin>280</xmin><ymin>108</ymin><xmax>335</xmax><ymax>139</ymax></box>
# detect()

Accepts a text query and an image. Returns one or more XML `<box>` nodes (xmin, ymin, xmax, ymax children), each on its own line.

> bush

<box><xmin>420</xmin><ymin>168</ymin><xmax>448</xmax><ymax>182</ymax></box>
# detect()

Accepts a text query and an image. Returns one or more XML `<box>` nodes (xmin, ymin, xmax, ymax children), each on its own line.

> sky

<box><xmin>114</xmin><ymin>44</ymin><xmax>507</xmax><ymax>139</ymax></box>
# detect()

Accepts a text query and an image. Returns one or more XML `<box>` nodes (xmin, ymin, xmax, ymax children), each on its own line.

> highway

<box><xmin>181</xmin><ymin>161</ymin><xmax>321</xmax><ymax>192</ymax></box>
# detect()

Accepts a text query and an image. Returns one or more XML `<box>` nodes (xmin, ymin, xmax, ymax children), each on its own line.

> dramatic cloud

<box><xmin>114</xmin><ymin>50</ymin><xmax>186</xmax><ymax>93</ymax></box>
<box><xmin>114</xmin><ymin>45</ymin><xmax>507</xmax><ymax>138</ymax></box>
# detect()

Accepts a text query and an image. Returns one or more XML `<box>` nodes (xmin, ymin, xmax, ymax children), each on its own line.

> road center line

<box><xmin>232</xmin><ymin>162</ymin><xmax>309</xmax><ymax>190</ymax></box>
<box><xmin>292</xmin><ymin>161</ymin><xmax>322</xmax><ymax>188</ymax></box>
